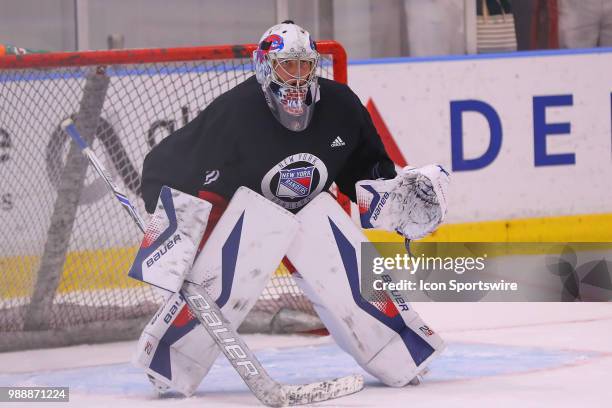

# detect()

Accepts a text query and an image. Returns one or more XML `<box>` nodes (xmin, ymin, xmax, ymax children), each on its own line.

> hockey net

<box><xmin>0</xmin><ymin>42</ymin><xmax>347</xmax><ymax>352</ymax></box>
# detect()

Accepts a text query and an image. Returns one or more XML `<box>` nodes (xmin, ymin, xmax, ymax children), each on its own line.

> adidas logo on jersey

<box><xmin>331</xmin><ymin>136</ymin><xmax>345</xmax><ymax>147</ymax></box>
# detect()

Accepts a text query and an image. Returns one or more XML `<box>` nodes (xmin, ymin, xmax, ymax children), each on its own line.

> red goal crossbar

<box><xmin>0</xmin><ymin>40</ymin><xmax>348</xmax><ymax>84</ymax></box>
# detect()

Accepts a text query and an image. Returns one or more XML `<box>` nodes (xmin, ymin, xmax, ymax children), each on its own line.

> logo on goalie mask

<box><xmin>261</xmin><ymin>153</ymin><xmax>328</xmax><ymax>210</ymax></box>
<box><xmin>262</xmin><ymin>34</ymin><xmax>284</xmax><ymax>52</ymax></box>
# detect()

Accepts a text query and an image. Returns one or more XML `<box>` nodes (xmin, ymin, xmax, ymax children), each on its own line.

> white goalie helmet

<box><xmin>253</xmin><ymin>20</ymin><xmax>320</xmax><ymax>132</ymax></box>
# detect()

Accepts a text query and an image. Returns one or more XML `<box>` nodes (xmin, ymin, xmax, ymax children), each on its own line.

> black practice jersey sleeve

<box><xmin>333</xmin><ymin>91</ymin><xmax>397</xmax><ymax>201</ymax></box>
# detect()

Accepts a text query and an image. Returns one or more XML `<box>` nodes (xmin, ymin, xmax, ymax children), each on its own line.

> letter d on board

<box><xmin>450</xmin><ymin>100</ymin><xmax>502</xmax><ymax>171</ymax></box>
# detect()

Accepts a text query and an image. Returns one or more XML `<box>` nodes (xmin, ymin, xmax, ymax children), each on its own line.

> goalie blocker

<box><xmin>128</xmin><ymin>185</ymin><xmax>211</xmax><ymax>293</ymax></box>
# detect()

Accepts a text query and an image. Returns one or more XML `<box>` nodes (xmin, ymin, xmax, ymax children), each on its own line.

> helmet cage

<box><xmin>268</xmin><ymin>53</ymin><xmax>319</xmax><ymax>88</ymax></box>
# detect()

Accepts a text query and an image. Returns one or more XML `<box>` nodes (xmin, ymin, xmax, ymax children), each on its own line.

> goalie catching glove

<box><xmin>356</xmin><ymin>164</ymin><xmax>450</xmax><ymax>239</ymax></box>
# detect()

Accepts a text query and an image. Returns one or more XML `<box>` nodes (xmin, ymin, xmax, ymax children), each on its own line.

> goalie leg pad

<box><xmin>133</xmin><ymin>187</ymin><xmax>300</xmax><ymax>395</ymax></box>
<box><xmin>287</xmin><ymin>193</ymin><xmax>444</xmax><ymax>387</ymax></box>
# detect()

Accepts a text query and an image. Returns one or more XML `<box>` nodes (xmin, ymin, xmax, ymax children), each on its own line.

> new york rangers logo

<box><xmin>276</xmin><ymin>166</ymin><xmax>315</xmax><ymax>198</ymax></box>
<box><xmin>261</xmin><ymin>153</ymin><xmax>328</xmax><ymax>210</ymax></box>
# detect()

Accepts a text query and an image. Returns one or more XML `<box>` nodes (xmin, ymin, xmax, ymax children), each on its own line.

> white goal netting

<box><xmin>0</xmin><ymin>43</ymin><xmax>347</xmax><ymax>351</ymax></box>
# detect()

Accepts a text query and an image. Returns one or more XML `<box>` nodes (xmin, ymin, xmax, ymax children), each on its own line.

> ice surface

<box><xmin>1</xmin><ymin>303</ymin><xmax>611</xmax><ymax>407</ymax></box>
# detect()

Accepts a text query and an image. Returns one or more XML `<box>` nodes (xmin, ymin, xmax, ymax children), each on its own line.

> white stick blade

<box><xmin>283</xmin><ymin>374</ymin><xmax>364</xmax><ymax>406</ymax></box>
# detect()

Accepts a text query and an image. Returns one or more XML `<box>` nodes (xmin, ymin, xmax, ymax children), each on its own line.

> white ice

<box><xmin>1</xmin><ymin>303</ymin><xmax>611</xmax><ymax>407</ymax></box>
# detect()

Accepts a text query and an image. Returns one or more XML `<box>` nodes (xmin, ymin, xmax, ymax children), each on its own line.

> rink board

<box><xmin>348</xmin><ymin>47</ymin><xmax>612</xmax><ymax>225</ymax></box>
<box><xmin>2</xmin><ymin>48</ymin><xmax>611</xmax><ymax>297</ymax></box>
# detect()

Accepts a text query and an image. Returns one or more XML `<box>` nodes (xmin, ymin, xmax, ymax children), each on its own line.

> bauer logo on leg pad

<box><xmin>128</xmin><ymin>186</ymin><xmax>211</xmax><ymax>292</ymax></box>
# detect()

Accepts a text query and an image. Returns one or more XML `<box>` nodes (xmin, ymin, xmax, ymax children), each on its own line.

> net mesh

<box><xmin>0</xmin><ymin>48</ymin><xmax>339</xmax><ymax>351</ymax></box>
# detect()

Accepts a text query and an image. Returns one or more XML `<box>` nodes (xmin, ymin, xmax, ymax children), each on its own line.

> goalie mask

<box><xmin>253</xmin><ymin>20</ymin><xmax>320</xmax><ymax>132</ymax></box>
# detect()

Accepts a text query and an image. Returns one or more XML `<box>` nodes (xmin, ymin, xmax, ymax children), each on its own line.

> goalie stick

<box><xmin>61</xmin><ymin>118</ymin><xmax>364</xmax><ymax>406</ymax></box>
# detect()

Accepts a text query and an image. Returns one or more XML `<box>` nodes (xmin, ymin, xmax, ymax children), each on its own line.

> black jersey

<box><xmin>141</xmin><ymin>76</ymin><xmax>396</xmax><ymax>214</ymax></box>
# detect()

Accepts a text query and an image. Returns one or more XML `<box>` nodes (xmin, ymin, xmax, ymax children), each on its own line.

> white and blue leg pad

<box><xmin>133</xmin><ymin>187</ymin><xmax>300</xmax><ymax>396</ymax></box>
<box><xmin>128</xmin><ymin>185</ymin><xmax>212</xmax><ymax>292</ymax></box>
<box><xmin>287</xmin><ymin>192</ymin><xmax>445</xmax><ymax>386</ymax></box>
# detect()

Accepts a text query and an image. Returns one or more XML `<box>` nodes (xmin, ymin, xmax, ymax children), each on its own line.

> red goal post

<box><xmin>0</xmin><ymin>41</ymin><xmax>347</xmax><ymax>352</ymax></box>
